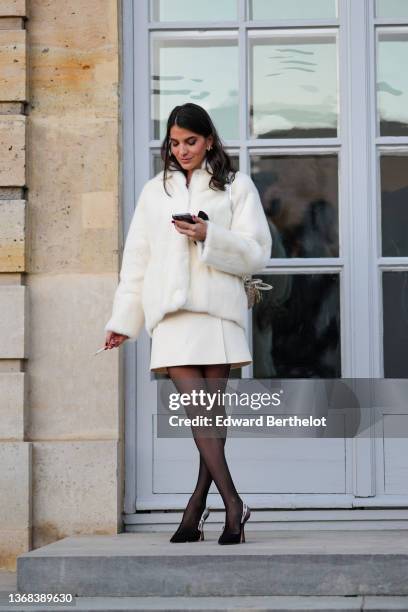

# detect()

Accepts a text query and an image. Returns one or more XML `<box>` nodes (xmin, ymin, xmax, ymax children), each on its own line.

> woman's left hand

<box><xmin>172</xmin><ymin>215</ymin><xmax>207</xmax><ymax>242</ymax></box>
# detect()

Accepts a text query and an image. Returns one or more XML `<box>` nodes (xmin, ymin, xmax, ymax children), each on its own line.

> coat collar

<box><xmin>154</xmin><ymin>157</ymin><xmax>216</xmax><ymax>224</ymax></box>
<box><xmin>158</xmin><ymin>157</ymin><xmax>214</xmax><ymax>197</ymax></box>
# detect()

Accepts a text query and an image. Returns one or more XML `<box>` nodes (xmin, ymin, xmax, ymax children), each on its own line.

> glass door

<box><xmin>123</xmin><ymin>0</ymin><xmax>408</xmax><ymax>518</ymax></box>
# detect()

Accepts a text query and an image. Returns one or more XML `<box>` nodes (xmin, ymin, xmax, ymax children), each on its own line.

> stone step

<box><xmin>4</xmin><ymin>596</ymin><xmax>408</xmax><ymax>612</ymax></box>
<box><xmin>16</xmin><ymin>530</ymin><xmax>408</xmax><ymax>598</ymax></box>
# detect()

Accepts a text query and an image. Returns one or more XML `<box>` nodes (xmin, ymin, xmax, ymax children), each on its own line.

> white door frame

<box><xmin>120</xmin><ymin>0</ymin><xmax>408</xmax><ymax>521</ymax></box>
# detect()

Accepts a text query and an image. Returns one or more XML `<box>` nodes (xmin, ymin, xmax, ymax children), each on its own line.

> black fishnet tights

<box><xmin>167</xmin><ymin>363</ymin><xmax>243</xmax><ymax>534</ymax></box>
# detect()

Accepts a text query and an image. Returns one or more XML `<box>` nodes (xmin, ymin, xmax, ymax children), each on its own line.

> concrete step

<box><xmin>4</xmin><ymin>596</ymin><xmax>408</xmax><ymax>611</ymax></box>
<box><xmin>16</xmin><ymin>530</ymin><xmax>408</xmax><ymax>598</ymax></box>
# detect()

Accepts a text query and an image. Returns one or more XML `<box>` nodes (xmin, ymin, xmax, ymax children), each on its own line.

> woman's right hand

<box><xmin>105</xmin><ymin>330</ymin><xmax>129</xmax><ymax>349</ymax></box>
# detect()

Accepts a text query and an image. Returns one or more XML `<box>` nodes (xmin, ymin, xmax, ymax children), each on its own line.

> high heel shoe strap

<box><xmin>241</xmin><ymin>502</ymin><xmax>250</xmax><ymax>524</ymax></box>
<box><xmin>198</xmin><ymin>507</ymin><xmax>210</xmax><ymax>532</ymax></box>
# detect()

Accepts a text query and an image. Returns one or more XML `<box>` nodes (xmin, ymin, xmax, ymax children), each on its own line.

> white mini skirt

<box><xmin>149</xmin><ymin>309</ymin><xmax>252</xmax><ymax>373</ymax></box>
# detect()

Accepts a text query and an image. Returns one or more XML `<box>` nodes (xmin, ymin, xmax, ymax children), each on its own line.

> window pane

<box><xmin>252</xmin><ymin>273</ymin><xmax>341</xmax><ymax>378</ymax></box>
<box><xmin>383</xmin><ymin>271</ymin><xmax>408</xmax><ymax>378</ymax></box>
<box><xmin>380</xmin><ymin>155</ymin><xmax>408</xmax><ymax>256</ymax></box>
<box><xmin>251</xmin><ymin>155</ymin><xmax>339</xmax><ymax>258</ymax></box>
<box><xmin>151</xmin><ymin>32</ymin><xmax>239</xmax><ymax>140</ymax></box>
<box><xmin>151</xmin><ymin>0</ymin><xmax>238</xmax><ymax>22</ymax></box>
<box><xmin>249</xmin><ymin>32</ymin><xmax>338</xmax><ymax>138</ymax></box>
<box><xmin>376</xmin><ymin>0</ymin><xmax>408</xmax><ymax>19</ymax></box>
<box><xmin>153</xmin><ymin>153</ymin><xmax>163</xmax><ymax>176</ymax></box>
<box><xmin>250</xmin><ymin>0</ymin><xmax>337</xmax><ymax>20</ymax></box>
<box><xmin>377</xmin><ymin>31</ymin><xmax>408</xmax><ymax>136</ymax></box>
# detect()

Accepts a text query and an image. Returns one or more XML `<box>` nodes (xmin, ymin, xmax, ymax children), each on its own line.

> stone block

<box><xmin>0</xmin><ymin>372</ymin><xmax>25</xmax><ymax>440</ymax></box>
<box><xmin>0</xmin><ymin>1</ymin><xmax>27</xmax><ymax>17</ymax></box>
<box><xmin>0</xmin><ymin>115</ymin><xmax>25</xmax><ymax>186</ymax></box>
<box><xmin>27</xmin><ymin>273</ymin><xmax>120</xmax><ymax>440</ymax></box>
<box><xmin>0</xmin><ymin>30</ymin><xmax>26</xmax><ymax>101</ymax></box>
<box><xmin>28</xmin><ymin>119</ymin><xmax>118</xmax><ymax>273</ymax></box>
<box><xmin>0</xmin><ymin>441</ymin><xmax>31</xmax><ymax>571</ymax></box>
<box><xmin>0</xmin><ymin>17</ymin><xmax>24</xmax><ymax>29</ymax></box>
<box><xmin>32</xmin><ymin>440</ymin><xmax>120</xmax><ymax>550</ymax></box>
<box><xmin>0</xmin><ymin>199</ymin><xmax>25</xmax><ymax>271</ymax></box>
<box><xmin>0</xmin><ymin>285</ymin><xmax>26</xmax><ymax>357</ymax></box>
<box><xmin>16</xmin><ymin>530</ymin><xmax>408</xmax><ymax>597</ymax></box>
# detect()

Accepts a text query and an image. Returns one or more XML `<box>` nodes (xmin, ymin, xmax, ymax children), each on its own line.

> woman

<box><xmin>104</xmin><ymin>102</ymin><xmax>272</xmax><ymax>545</ymax></box>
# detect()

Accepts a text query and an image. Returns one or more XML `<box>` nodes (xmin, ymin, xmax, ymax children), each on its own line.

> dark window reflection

<box><xmin>383</xmin><ymin>271</ymin><xmax>408</xmax><ymax>378</ymax></box>
<box><xmin>381</xmin><ymin>156</ymin><xmax>408</xmax><ymax>257</ymax></box>
<box><xmin>251</xmin><ymin>155</ymin><xmax>339</xmax><ymax>258</ymax></box>
<box><xmin>252</xmin><ymin>273</ymin><xmax>341</xmax><ymax>378</ymax></box>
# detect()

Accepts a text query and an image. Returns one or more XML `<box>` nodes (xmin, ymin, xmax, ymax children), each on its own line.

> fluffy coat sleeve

<box><xmin>197</xmin><ymin>173</ymin><xmax>272</xmax><ymax>275</ymax></box>
<box><xmin>104</xmin><ymin>185</ymin><xmax>150</xmax><ymax>341</ymax></box>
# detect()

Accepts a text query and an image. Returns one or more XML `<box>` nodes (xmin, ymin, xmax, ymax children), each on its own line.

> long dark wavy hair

<box><xmin>160</xmin><ymin>103</ymin><xmax>237</xmax><ymax>198</ymax></box>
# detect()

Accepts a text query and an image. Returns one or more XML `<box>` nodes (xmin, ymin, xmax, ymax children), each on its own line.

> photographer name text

<box><xmin>167</xmin><ymin>415</ymin><xmax>327</xmax><ymax>428</ymax></box>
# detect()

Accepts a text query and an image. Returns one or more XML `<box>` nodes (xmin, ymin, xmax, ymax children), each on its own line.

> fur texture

<box><xmin>104</xmin><ymin>159</ymin><xmax>272</xmax><ymax>341</ymax></box>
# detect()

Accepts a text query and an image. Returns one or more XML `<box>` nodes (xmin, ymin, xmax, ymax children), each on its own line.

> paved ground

<box><xmin>0</xmin><ymin>572</ymin><xmax>15</xmax><ymax>591</ymax></box>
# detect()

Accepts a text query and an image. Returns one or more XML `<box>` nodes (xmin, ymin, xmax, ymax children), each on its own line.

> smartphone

<box><xmin>172</xmin><ymin>211</ymin><xmax>209</xmax><ymax>223</ymax></box>
<box><xmin>172</xmin><ymin>213</ymin><xmax>195</xmax><ymax>224</ymax></box>
<box><xmin>172</xmin><ymin>211</ymin><xmax>209</xmax><ymax>245</ymax></box>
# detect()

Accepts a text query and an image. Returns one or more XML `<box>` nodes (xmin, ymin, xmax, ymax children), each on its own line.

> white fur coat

<box><xmin>104</xmin><ymin>159</ymin><xmax>272</xmax><ymax>341</ymax></box>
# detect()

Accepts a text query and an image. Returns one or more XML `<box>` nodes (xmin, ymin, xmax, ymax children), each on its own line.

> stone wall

<box><xmin>0</xmin><ymin>0</ymin><xmax>124</xmax><ymax>570</ymax></box>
